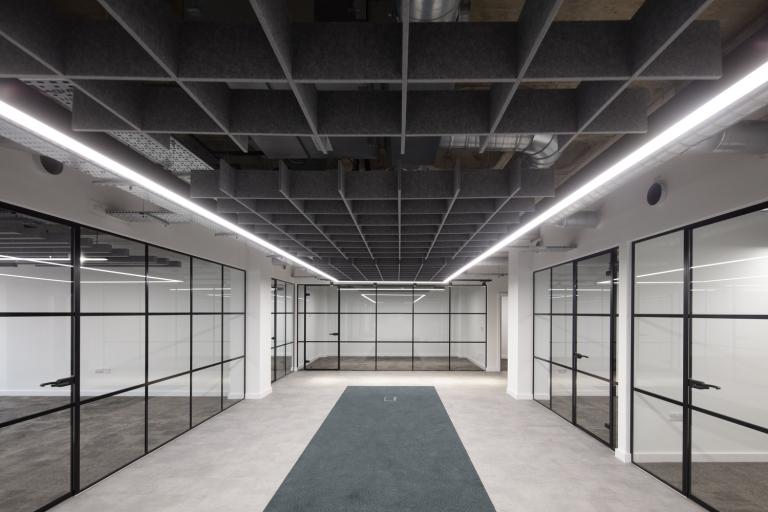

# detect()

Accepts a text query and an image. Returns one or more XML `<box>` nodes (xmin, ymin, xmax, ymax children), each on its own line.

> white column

<box><xmin>245</xmin><ymin>248</ymin><xmax>273</xmax><ymax>399</ymax></box>
<box><xmin>615</xmin><ymin>241</ymin><xmax>633</xmax><ymax>462</ymax></box>
<box><xmin>507</xmin><ymin>248</ymin><xmax>533</xmax><ymax>399</ymax></box>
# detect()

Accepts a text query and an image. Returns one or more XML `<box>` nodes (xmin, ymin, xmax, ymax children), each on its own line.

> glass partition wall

<box><xmin>533</xmin><ymin>249</ymin><xmax>618</xmax><ymax>448</ymax></box>
<box><xmin>271</xmin><ymin>279</ymin><xmax>295</xmax><ymax>382</ymax></box>
<box><xmin>0</xmin><ymin>202</ymin><xmax>245</xmax><ymax>512</ymax></box>
<box><xmin>632</xmin><ymin>203</ymin><xmax>768</xmax><ymax>512</ymax></box>
<box><xmin>297</xmin><ymin>283</ymin><xmax>487</xmax><ymax>371</ymax></box>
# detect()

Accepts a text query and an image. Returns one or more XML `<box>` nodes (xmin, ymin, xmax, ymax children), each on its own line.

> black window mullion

<box><xmin>682</xmin><ymin>228</ymin><xmax>693</xmax><ymax>496</ymax></box>
<box><xmin>72</xmin><ymin>224</ymin><xmax>81</xmax><ymax>493</ymax></box>
<box><xmin>144</xmin><ymin>244</ymin><xmax>149</xmax><ymax>455</ymax></box>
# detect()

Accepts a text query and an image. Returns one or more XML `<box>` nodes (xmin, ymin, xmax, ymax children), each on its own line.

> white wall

<box><xmin>0</xmin><ymin>145</ymin><xmax>292</xmax><ymax>400</ymax></box>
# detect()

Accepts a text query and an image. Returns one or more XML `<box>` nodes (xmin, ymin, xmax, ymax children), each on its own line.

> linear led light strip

<box><xmin>0</xmin><ymin>102</ymin><xmax>337</xmax><ymax>283</ymax></box>
<box><xmin>441</xmin><ymin>59</ymin><xmax>768</xmax><ymax>284</ymax></box>
<box><xmin>3</xmin><ymin>59</ymin><xmax>768</xmax><ymax>285</ymax></box>
<box><xmin>0</xmin><ymin>254</ymin><xmax>180</xmax><ymax>282</ymax></box>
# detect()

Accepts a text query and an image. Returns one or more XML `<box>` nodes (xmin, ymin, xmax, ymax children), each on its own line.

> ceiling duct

<box><xmin>687</xmin><ymin>121</ymin><xmax>768</xmax><ymax>154</ymax></box>
<box><xmin>401</xmin><ymin>0</ymin><xmax>462</xmax><ymax>22</ymax></box>
<box><xmin>440</xmin><ymin>134</ymin><xmax>560</xmax><ymax>169</ymax></box>
<box><xmin>553</xmin><ymin>211</ymin><xmax>601</xmax><ymax>229</ymax></box>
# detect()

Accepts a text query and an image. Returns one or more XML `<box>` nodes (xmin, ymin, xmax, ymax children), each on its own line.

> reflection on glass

<box><xmin>576</xmin><ymin>253</ymin><xmax>612</xmax><ymax>315</ymax></box>
<box><xmin>634</xmin><ymin>231</ymin><xmax>684</xmax><ymax>315</ymax></box>
<box><xmin>551</xmin><ymin>263</ymin><xmax>573</xmax><ymax>314</ymax></box>
<box><xmin>148</xmin><ymin>246</ymin><xmax>190</xmax><ymax>313</ymax></box>
<box><xmin>414</xmin><ymin>342</ymin><xmax>448</xmax><ymax>371</ymax></box>
<box><xmin>80</xmin><ymin>393</ymin><xmax>145</xmax><ymax>487</ymax></box>
<box><xmin>633</xmin><ymin>317</ymin><xmax>683</xmax><ymax>402</ymax></box>
<box><xmin>148</xmin><ymin>315</ymin><xmax>190</xmax><ymax>381</ymax></box>
<box><xmin>576</xmin><ymin>373</ymin><xmax>611</xmax><ymax>444</ymax></box>
<box><xmin>0</xmin><ymin>409</ymin><xmax>71</xmax><ymax>511</ymax></box>
<box><xmin>377</xmin><ymin>288</ymin><xmax>414</xmax><ymax>313</ymax></box>
<box><xmin>551</xmin><ymin>315</ymin><xmax>572</xmax><ymax>368</ymax></box>
<box><xmin>0</xmin><ymin>208</ymin><xmax>72</xmax><ymax>313</ymax></box>
<box><xmin>80</xmin><ymin>229</ymin><xmax>146</xmax><ymax>314</ymax></box>
<box><xmin>633</xmin><ymin>392</ymin><xmax>683</xmax><ymax>492</ymax></box>
<box><xmin>80</xmin><ymin>316</ymin><xmax>145</xmax><ymax>398</ymax></box>
<box><xmin>192</xmin><ymin>314</ymin><xmax>221</xmax><ymax>369</ymax></box>
<box><xmin>414</xmin><ymin>287</ymin><xmax>448</xmax><ymax>313</ymax></box>
<box><xmin>551</xmin><ymin>366</ymin><xmax>572</xmax><ymax>421</ymax></box>
<box><xmin>450</xmin><ymin>286</ymin><xmax>485</xmax><ymax>313</ymax></box>
<box><xmin>340</xmin><ymin>287</ymin><xmax>375</xmax><ymax>313</ymax></box>
<box><xmin>224</xmin><ymin>359</ymin><xmax>244</xmax><ymax>408</ymax></box>
<box><xmin>377</xmin><ymin>342</ymin><xmax>412</xmax><ymax>370</ymax></box>
<box><xmin>340</xmin><ymin>342</ymin><xmax>375</xmax><ymax>370</ymax></box>
<box><xmin>534</xmin><ymin>359</ymin><xmax>550</xmax><ymax>407</ymax></box>
<box><xmin>0</xmin><ymin>316</ymin><xmax>71</xmax><ymax>423</ymax></box>
<box><xmin>223</xmin><ymin>314</ymin><xmax>245</xmax><ymax>359</ymax></box>
<box><xmin>192</xmin><ymin>366</ymin><xmax>221</xmax><ymax>425</ymax></box>
<box><xmin>222</xmin><ymin>267</ymin><xmax>245</xmax><ymax>313</ymax></box>
<box><xmin>691</xmin><ymin>411</ymin><xmax>768</xmax><ymax>512</ymax></box>
<box><xmin>148</xmin><ymin>375</ymin><xmax>189</xmax><ymax>450</ymax></box>
<box><xmin>192</xmin><ymin>258</ymin><xmax>222</xmax><ymax>313</ymax></box>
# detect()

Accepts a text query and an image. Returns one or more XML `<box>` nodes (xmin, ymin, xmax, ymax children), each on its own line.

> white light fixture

<box><xmin>0</xmin><ymin>100</ymin><xmax>337</xmax><ymax>283</ymax></box>
<box><xmin>441</xmin><ymin>59</ymin><xmax>768</xmax><ymax>284</ymax></box>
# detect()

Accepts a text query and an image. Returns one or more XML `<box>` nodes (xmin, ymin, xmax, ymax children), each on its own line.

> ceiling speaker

<box><xmin>646</xmin><ymin>182</ymin><xmax>665</xmax><ymax>206</ymax></box>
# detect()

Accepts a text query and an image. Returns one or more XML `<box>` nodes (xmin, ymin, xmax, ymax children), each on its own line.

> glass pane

<box><xmin>222</xmin><ymin>267</ymin><xmax>245</xmax><ymax>313</ymax></box>
<box><xmin>275</xmin><ymin>345</ymin><xmax>286</xmax><ymax>380</ymax></box>
<box><xmin>414</xmin><ymin>287</ymin><xmax>448</xmax><ymax>313</ymax></box>
<box><xmin>340</xmin><ymin>287</ymin><xmax>375</xmax><ymax>313</ymax></box>
<box><xmin>340</xmin><ymin>342</ymin><xmax>375</xmax><ymax>370</ymax></box>
<box><xmin>377</xmin><ymin>313</ymin><xmax>411</xmax><ymax>341</ymax></box>
<box><xmin>551</xmin><ymin>315</ymin><xmax>572</xmax><ymax>368</ymax></box>
<box><xmin>632</xmin><ymin>392</ymin><xmax>683</xmax><ymax>492</ymax></box>
<box><xmin>275</xmin><ymin>281</ymin><xmax>286</xmax><ymax>314</ymax></box>
<box><xmin>285</xmin><ymin>341</ymin><xmax>293</xmax><ymax>374</ymax></box>
<box><xmin>576</xmin><ymin>253</ymin><xmax>613</xmax><ymax>314</ymax></box>
<box><xmin>148</xmin><ymin>375</ymin><xmax>189</xmax><ymax>450</ymax></box>
<box><xmin>575</xmin><ymin>373</ymin><xmax>611</xmax><ymax>444</ymax></box>
<box><xmin>80</xmin><ymin>230</ymin><xmax>146</xmax><ymax>313</ymax></box>
<box><xmin>633</xmin><ymin>317</ymin><xmax>683</xmax><ymax>402</ymax></box>
<box><xmin>192</xmin><ymin>259</ymin><xmax>221</xmax><ymax>313</ymax></box>
<box><xmin>414</xmin><ymin>342</ymin><xmax>448</xmax><ymax>371</ymax></box>
<box><xmin>377</xmin><ymin>342</ymin><xmax>413</xmax><ymax>370</ymax></box>
<box><xmin>0</xmin><ymin>209</ymin><xmax>71</xmax><ymax>313</ymax></box>
<box><xmin>576</xmin><ymin>316</ymin><xmax>611</xmax><ymax>380</ymax></box>
<box><xmin>305</xmin><ymin>342</ymin><xmax>338</xmax><ymax>370</ymax></box>
<box><xmin>551</xmin><ymin>263</ymin><xmax>573</xmax><ymax>314</ymax></box>
<box><xmin>223</xmin><ymin>314</ymin><xmax>244</xmax><ymax>359</ymax></box>
<box><xmin>192</xmin><ymin>314</ymin><xmax>221</xmax><ymax>369</ymax></box>
<box><xmin>691</xmin><ymin>318</ymin><xmax>768</xmax><ymax>430</ymax></box>
<box><xmin>414</xmin><ymin>314</ymin><xmax>449</xmax><ymax>342</ymax></box>
<box><xmin>147</xmin><ymin>246</ymin><xmax>190</xmax><ymax>313</ymax></box>
<box><xmin>80</xmin><ymin>316</ymin><xmax>144</xmax><ymax>398</ymax></box>
<box><xmin>450</xmin><ymin>286</ymin><xmax>485</xmax><ymax>313</ymax></box>
<box><xmin>0</xmin><ymin>409</ymin><xmax>71</xmax><ymax>511</ymax></box>
<box><xmin>534</xmin><ymin>314</ymin><xmax>550</xmax><ymax>359</ymax></box>
<box><xmin>692</xmin><ymin>210</ymin><xmax>768</xmax><ymax>316</ymax></box>
<box><xmin>306</xmin><ymin>313</ymin><xmax>337</xmax><ymax>342</ymax></box>
<box><xmin>450</xmin><ymin>343</ymin><xmax>485</xmax><ymax>370</ymax></box>
<box><xmin>634</xmin><ymin>231</ymin><xmax>684</xmax><ymax>315</ymax></box>
<box><xmin>534</xmin><ymin>270</ymin><xmax>551</xmax><ymax>314</ymax></box>
<box><xmin>551</xmin><ymin>366</ymin><xmax>572</xmax><ymax>421</ymax></box>
<box><xmin>306</xmin><ymin>285</ymin><xmax>337</xmax><ymax>313</ymax></box>
<box><xmin>192</xmin><ymin>365</ymin><xmax>221</xmax><ymax>425</ymax></box>
<box><xmin>80</xmin><ymin>392</ymin><xmax>145</xmax><ymax>487</ymax></box>
<box><xmin>691</xmin><ymin>411</ymin><xmax>768</xmax><ymax>512</ymax></box>
<box><xmin>377</xmin><ymin>287</ymin><xmax>414</xmax><ymax>313</ymax></box>
<box><xmin>148</xmin><ymin>315</ymin><xmax>190</xmax><ymax>381</ymax></box>
<box><xmin>450</xmin><ymin>314</ymin><xmax>485</xmax><ymax>342</ymax></box>
<box><xmin>340</xmin><ymin>313</ymin><xmax>375</xmax><ymax>342</ymax></box>
<box><xmin>0</xmin><ymin>316</ymin><xmax>71</xmax><ymax>423</ymax></box>
<box><xmin>285</xmin><ymin>283</ymin><xmax>294</xmax><ymax>314</ymax></box>
<box><xmin>534</xmin><ymin>359</ymin><xmax>551</xmax><ymax>407</ymax></box>
<box><xmin>224</xmin><ymin>359</ymin><xmax>244</xmax><ymax>408</ymax></box>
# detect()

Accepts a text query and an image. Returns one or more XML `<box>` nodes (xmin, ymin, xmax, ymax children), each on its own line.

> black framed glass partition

<box><xmin>632</xmin><ymin>203</ymin><xmax>768</xmax><ymax>512</ymax></box>
<box><xmin>297</xmin><ymin>283</ymin><xmax>487</xmax><ymax>371</ymax></box>
<box><xmin>271</xmin><ymin>278</ymin><xmax>295</xmax><ymax>382</ymax></box>
<box><xmin>0</xmin><ymin>201</ymin><xmax>245</xmax><ymax>512</ymax></box>
<box><xmin>533</xmin><ymin>249</ymin><xmax>618</xmax><ymax>449</ymax></box>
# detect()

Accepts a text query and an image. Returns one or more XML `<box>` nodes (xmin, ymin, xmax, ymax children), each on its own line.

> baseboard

<box><xmin>635</xmin><ymin>451</ymin><xmax>768</xmax><ymax>463</ymax></box>
<box><xmin>506</xmin><ymin>388</ymin><xmax>533</xmax><ymax>400</ymax></box>
<box><xmin>615</xmin><ymin>449</ymin><xmax>631</xmax><ymax>463</ymax></box>
<box><xmin>246</xmin><ymin>387</ymin><xmax>272</xmax><ymax>400</ymax></box>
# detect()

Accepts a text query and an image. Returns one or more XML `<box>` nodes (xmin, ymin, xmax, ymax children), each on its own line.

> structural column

<box><xmin>615</xmin><ymin>241</ymin><xmax>633</xmax><ymax>462</ymax></box>
<box><xmin>245</xmin><ymin>247</ymin><xmax>273</xmax><ymax>399</ymax></box>
<box><xmin>507</xmin><ymin>248</ymin><xmax>533</xmax><ymax>399</ymax></box>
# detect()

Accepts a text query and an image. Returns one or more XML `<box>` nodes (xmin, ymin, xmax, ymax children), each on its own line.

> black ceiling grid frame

<box><xmin>0</xmin><ymin>0</ymin><xmax>724</xmax><ymax>281</ymax></box>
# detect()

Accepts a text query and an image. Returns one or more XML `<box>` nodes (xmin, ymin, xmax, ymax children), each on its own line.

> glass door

<box><xmin>303</xmin><ymin>285</ymin><xmax>339</xmax><ymax>370</ymax></box>
<box><xmin>574</xmin><ymin>251</ymin><xmax>616</xmax><ymax>446</ymax></box>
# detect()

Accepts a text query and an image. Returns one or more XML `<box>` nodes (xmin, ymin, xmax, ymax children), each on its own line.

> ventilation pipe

<box><xmin>687</xmin><ymin>121</ymin><xmax>768</xmax><ymax>154</ymax></box>
<box><xmin>440</xmin><ymin>134</ymin><xmax>560</xmax><ymax>168</ymax></box>
<box><xmin>553</xmin><ymin>211</ymin><xmax>601</xmax><ymax>229</ymax></box>
<box><xmin>402</xmin><ymin>0</ymin><xmax>462</xmax><ymax>22</ymax></box>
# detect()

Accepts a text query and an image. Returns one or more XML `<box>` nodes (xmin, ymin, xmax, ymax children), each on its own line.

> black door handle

<box><xmin>689</xmin><ymin>379</ymin><xmax>721</xmax><ymax>390</ymax></box>
<box><xmin>40</xmin><ymin>376</ymin><xmax>74</xmax><ymax>388</ymax></box>
<box><xmin>575</xmin><ymin>353</ymin><xmax>589</xmax><ymax>359</ymax></box>
<box><xmin>329</xmin><ymin>332</ymin><xmax>339</xmax><ymax>336</ymax></box>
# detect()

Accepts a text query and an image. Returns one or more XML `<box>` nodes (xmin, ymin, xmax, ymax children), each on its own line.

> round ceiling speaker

<box><xmin>646</xmin><ymin>182</ymin><xmax>666</xmax><ymax>206</ymax></box>
<box><xmin>39</xmin><ymin>155</ymin><xmax>64</xmax><ymax>175</ymax></box>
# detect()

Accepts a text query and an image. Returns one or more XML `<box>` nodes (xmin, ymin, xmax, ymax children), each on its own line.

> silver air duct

<box><xmin>402</xmin><ymin>0</ymin><xmax>462</xmax><ymax>22</ymax></box>
<box><xmin>553</xmin><ymin>211</ymin><xmax>601</xmax><ymax>229</ymax></box>
<box><xmin>687</xmin><ymin>121</ymin><xmax>768</xmax><ymax>154</ymax></box>
<box><xmin>439</xmin><ymin>134</ymin><xmax>560</xmax><ymax>169</ymax></box>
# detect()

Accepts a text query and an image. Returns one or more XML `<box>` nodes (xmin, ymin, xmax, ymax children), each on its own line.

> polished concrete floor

<box><xmin>47</xmin><ymin>372</ymin><xmax>704</xmax><ymax>512</ymax></box>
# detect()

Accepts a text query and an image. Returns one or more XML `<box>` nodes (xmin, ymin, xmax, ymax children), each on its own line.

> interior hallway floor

<box><xmin>50</xmin><ymin>372</ymin><xmax>704</xmax><ymax>512</ymax></box>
